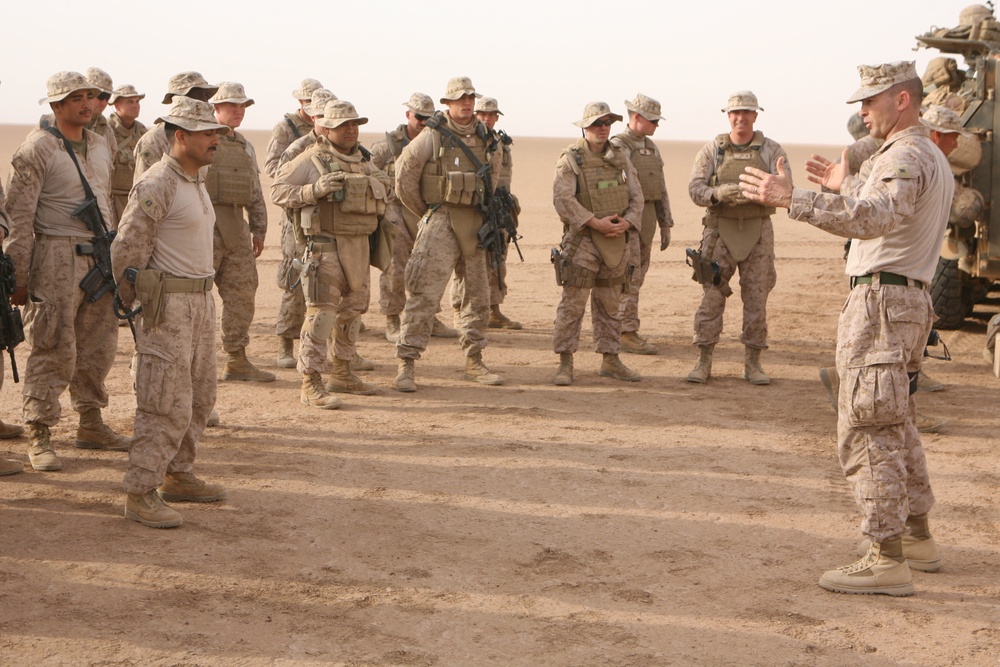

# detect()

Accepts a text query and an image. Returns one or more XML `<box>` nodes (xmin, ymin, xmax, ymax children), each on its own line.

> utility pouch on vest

<box><xmin>299</xmin><ymin>205</ymin><xmax>318</xmax><ymax>236</ymax></box>
<box><xmin>341</xmin><ymin>175</ymin><xmax>387</xmax><ymax>216</ymax></box>
<box><xmin>443</xmin><ymin>171</ymin><xmax>480</xmax><ymax>206</ymax></box>
<box><xmin>369</xmin><ymin>216</ymin><xmax>396</xmax><ymax>271</ymax></box>
<box><xmin>421</xmin><ymin>174</ymin><xmax>446</xmax><ymax>204</ymax></box>
<box><xmin>134</xmin><ymin>269</ymin><xmax>167</xmax><ymax>329</ymax></box>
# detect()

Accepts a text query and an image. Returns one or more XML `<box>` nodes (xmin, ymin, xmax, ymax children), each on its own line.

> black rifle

<box><xmin>0</xmin><ymin>253</ymin><xmax>24</xmax><ymax>382</ymax></box>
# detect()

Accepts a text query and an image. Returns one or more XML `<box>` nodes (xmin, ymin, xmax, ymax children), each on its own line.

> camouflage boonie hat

<box><xmin>846</xmin><ymin>61</ymin><xmax>918</xmax><ymax>104</ymax></box>
<box><xmin>440</xmin><ymin>76</ymin><xmax>481</xmax><ymax>103</ymax></box>
<box><xmin>404</xmin><ymin>93</ymin><xmax>435</xmax><ymax>116</ymax></box>
<box><xmin>156</xmin><ymin>96</ymin><xmax>231</xmax><ymax>135</ymax></box>
<box><xmin>315</xmin><ymin>100</ymin><xmax>368</xmax><ymax>129</ymax></box>
<box><xmin>210</xmin><ymin>82</ymin><xmax>254</xmax><ymax>107</ymax></box>
<box><xmin>722</xmin><ymin>90</ymin><xmax>763</xmax><ymax>113</ymax></box>
<box><xmin>293</xmin><ymin>78</ymin><xmax>324</xmax><ymax>100</ymax></box>
<box><xmin>109</xmin><ymin>84</ymin><xmax>144</xmax><ymax>104</ymax></box>
<box><xmin>959</xmin><ymin>4</ymin><xmax>992</xmax><ymax>26</ymax></box>
<box><xmin>847</xmin><ymin>112</ymin><xmax>868</xmax><ymax>141</ymax></box>
<box><xmin>162</xmin><ymin>71</ymin><xmax>218</xmax><ymax>104</ymax></box>
<box><xmin>624</xmin><ymin>93</ymin><xmax>664</xmax><ymax>121</ymax></box>
<box><xmin>39</xmin><ymin>71</ymin><xmax>99</xmax><ymax>105</ymax></box>
<box><xmin>305</xmin><ymin>89</ymin><xmax>337</xmax><ymax>116</ymax></box>
<box><xmin>921</xmin><ymin>104</ymin><xmax>973</xmax><ymax>136</ymax></box>
<box><xmin>85</xmin><ymin>67</ymin><xmax>114</xmax><ymax>95</ymax></box>
<box><xmin>475</xmin><ymin>97</ymin><xmax>503</xmax><ymax>115</ymax></box>
<box><xmin>573</xmin><ymin>101</ymin><xmax>623</xmax><ymax>128</ymax></box>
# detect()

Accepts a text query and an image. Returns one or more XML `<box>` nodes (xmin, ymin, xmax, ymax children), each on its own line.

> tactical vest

<box><xmin>284</xmin><ymin>112</ymin><xmax>309</xmax><ymax>140</ymax></box>
<box><xmin>300</xmin><ymin>148</ymin><xmax>385</xmax><ymax>238</ymax></box>
<box><xmin>567</xmin><ymin>139</ymin><xmax>630</xmax><ymax>218</ymax></box>
<box><xmin>614</xmin><ymin>134</ymin><xmax>663</xmax><ymax>202</ymax></box>
<box><xmin>497</xmin><ymin>142</ymin><xmax>513</xmax><ymax>190</ymax></box>
<box><xmin>709</xmin><ymin>131</ymin><xmax>775</xmax><ymax>219</ymax></box>
<box><xmin>420</xmin><ymin>116</ymin><xmax>492</xmax><ymax>207</ymax></box>
<box><xmin>205</xmin><ymin>133</ymin><xmax>255</xmax><ymax>207</ymax></box>
<box><xmin>110</xmin><ymin>119</ymin><xmax>144</xmax><ymax>194</ymax></box>
<box><xmin>382</xmin><ymin>126</ymin><xmax>409</xmax><ymax>179</ymax></box>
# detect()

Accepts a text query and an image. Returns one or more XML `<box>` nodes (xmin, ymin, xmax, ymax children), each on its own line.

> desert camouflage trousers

<box><xmin>123</xmin><ymin>292</ymin><xmax>216</xmax><ymax>494</ymax></box>
<box><xmin>618</xmin><ymin>227</ymin><xmax>652</xmax><ymax>333</ymax></box>
<box><xmin>450</xmin><ymin>244</ymin><xmax>508</xmax><ymax>311</ymax></box>
<box><xmin>212</xmin><ymin>222</ymin><xmax>259</xmax><ymax>353</ymax></box>
<box><xmin>692</xmin><ymin>220</ymin><xmax>776</xmax><ymax>349</ymax></box>
<box><xmin>379</xmin><ymin>210</ymin><xmax>416</xmax><ymax>316</ymax></box>
<box><xmin>298</xmin><ymin>243</ymin><xmax>369</xmax><ymax>374</ymax></box>
<box><xmin>552</xmin><ymin>231</ymin><xmax>629</xmax><ymax>355</ymax></box>
<box><xmin>21</xmin><ymin>235</ymin><xmax>119</xmax><ymax>426</ymax></box>
<box><xmin>397</xmin><ymin>210</ymin><xmax>489</xmax><ymax>359</ymax></box>
<box><xmin>275</xmin><ymin>218</ymin><xmax>306</xmax><ymax>339</ymax></box>
<box><xmin>836</xmin><ymin>281</ymin><xmax>935</xmax><ymax>542</ymax></box>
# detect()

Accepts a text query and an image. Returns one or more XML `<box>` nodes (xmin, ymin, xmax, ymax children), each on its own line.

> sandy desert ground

<box><xmin>0</xmin><ymin>124</ymin><xmax>998</xmax><ymax>666</ymax></box>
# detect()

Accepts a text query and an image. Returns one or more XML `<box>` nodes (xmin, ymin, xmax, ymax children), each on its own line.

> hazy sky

<box><xmin>0</xmin><ymin>0</ymin><xmax>979</xmax><ymax>146</ymax></box>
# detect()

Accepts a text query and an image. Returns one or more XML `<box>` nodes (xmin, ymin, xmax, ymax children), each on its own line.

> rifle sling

<box><xmin>43</xmin><ymin>126</ymin><xmax>109</xmax><ymax>235</ymax></box>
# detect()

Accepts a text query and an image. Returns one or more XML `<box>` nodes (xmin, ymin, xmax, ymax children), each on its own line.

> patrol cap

<box><xmin>440</xmin><ymin>76</ymin><xmax>481</xmax><ymax>103</ymax></box>
<box><xmin>162</xmin><ymin>71</ymin><xmax>218</xmax><ymax>104</ymax></box>
<box><xmin>305</xmin><ymin>89</ymin><xmax>337</xmax><ymax>116</ymax></box>
<box><xmin>39</xmin><ymin>71</ymin><xmax>100</xmax><ymax>105</ymax></box>
<box><xmin>109</xmin><ymin>84</ymin><xmax>145</xmax><ymax>104</ymax></box>
<box><xmin>293</xmin><ymin>78</ymin><xmax>324</xmax><ymax>100</ymax></box>
<box><xmin>209</xmin><ymin>82</ymin><xmax>254</xmax><ymax>107</ymax></box>
<box><xmin>624</xmin><ymin>93</ymin><xmax>664</xmax><ymax>121</ymax></box>
<box><xmin>846</xmin><ymin>61</ymin><xmax>918</xmax><ymax>104</ymax></box>
<box><xmin>722</xmin><ymin>90</ymin><xmax>763</xmax><ymax>113</ymax></box>
<box><xmin>315</xmin><ymin>100</ymin><xmax>368</xmax><ymax>129</ymax></box>
<box><xmin>85</xmin><ymin>67</ymin><xmax>114</xmax><ymax>95</ymax></box>
<box><xmin>573</xmin><ymin>101</ymin><xmax>623</xmax><ymax>128</ymax></box>
<box><xmin>404</xmin><ymin>93</ymin><xmax>435</xmax><ymax>116</ymax></box>
<box><xmin>475</xmin><ymin>97</ymin><xmax>503</xmax><ymax>115</ymax></box>
<box><xmin>156</xmin><ymin>96</ymin><xmax>231</xmax><ymax>135</ymax></box>
<box><xmin>921</xmin><ymin>104</ymin><xmax>973</xmax><ymax>136</ymax></box>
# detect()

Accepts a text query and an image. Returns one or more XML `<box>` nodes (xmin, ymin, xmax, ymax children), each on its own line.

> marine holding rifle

<box><xmin>550</xmin><ymin>102</ymin><xmax>643</xmax><ymax>387</ymax></box>
<box><xmin>392</xmin><ymin>76</ymin><xmax>503</xmax><ymax>393</ymax></box>
<box><xmin>4</xmin><ymin>71</ymin><xmax>130</xmax><ymax>473</ymax></box>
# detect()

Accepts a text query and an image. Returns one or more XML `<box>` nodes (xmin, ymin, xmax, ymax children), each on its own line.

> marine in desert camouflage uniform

<box><xmin>112</xmin><ymin>97</ymin><xmax>229</xmax><ymax>529</ymax></box>
<box><xmin>392</xmin><ymin>77</ymin><xmax>503</xmax><ymax>392</ymax></box>
<box><xmin>108</xmin><ymin>84</ymin><xmax>148</xmax><ymax>220</ymax></box>
<box><xmin>611</xmin><ymin>93</ymin><xmax>674</xmax><ymax>355</ymax></box>
<box><xmin>83</xmin><ymin>68</ymin><xmax>118</xmax><ymax>158</ymax></box>
<box><xmin>263</xmin><ymin>78</ymin><xmax>324</xmax><ymax>179</ymax></box>
<box><xmin>742</xmin><ymin>61</ymin><xmax>952</xmax><ymax>596</ymax></box>
<box><xmin>133</xmin><ymin>72</ymin><xmax>218</xmax><ymax>181</ymax></box>
<box><xmin>687</xmin><ymin>90</ymin><xmax>788</xmax><ymax>386</ymax></box>
<box><xmin>271</xmin><ymin>100</ymin><xmax>389</xmax><ymax>409</ymax></box>
<box><xmin>4</xmin><ymin>72</ymin><xmax>130</xmax><ymax>472</ymax></box>
<box><xmin>0</xmin><ymin>183</ymin><xmax>25</xmax><ymax>478</ymax></box>
<box><xmin>550</xmin><ymin>102</ymin><xmax>643</xmax><ymax>387</ymax></box>
<box><xmin>206</xmin><ymin>82</ymin><xmax>273</xmax><ymax>383</ymax></box>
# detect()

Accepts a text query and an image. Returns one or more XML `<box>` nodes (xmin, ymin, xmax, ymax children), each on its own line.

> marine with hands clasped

<box><xmin>107</xmin><ymin>84</ymin><xmax>148</xmax><ymax>220</ymax></box>
<box><xmin>550</xmin><ymin>102</ymin><xmax>644</xmax><ymax>386</ymax></box>
<box><xmin>392</xmin><ymin>77</ymin><xmax>503</xmax><ymax>392</ymax></box>
<box><xmin>206</xmin><ymin>82</ymin><xmax>274</xmax><ymax>384</ymax></box>
<box><xmin>611</xmin><ymin>93</ymin><xmax>675</xmax><ymax>355</ymax></box>
<box><xmin>112</xmin><ymin>97</ymin><xmax>230</xmax><ymax>528</ymax></box>
<box><xmin>687</xmin><ymin>90</ymin><xmax>787</xmax><ymax>385</ymax></box>
<box><xmin>4</xmin><ymin>71</ymin><xmax>130</xmax><ymax>472</ymax></box>
<box><xmin>740</xmin><ymin>61</ymin><xmax>952</xmax><ymax>596</ymax></box>
<box><xmin>271</xmin><ymin>100</ymin><xmax>390</xmax><ymax>409</ymax></box>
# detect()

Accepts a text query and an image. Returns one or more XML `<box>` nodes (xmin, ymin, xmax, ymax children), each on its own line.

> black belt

<box><xmin>850</xmin><ymin>272</ymin><xmax>924</xmax><ymax>289</ymax></box>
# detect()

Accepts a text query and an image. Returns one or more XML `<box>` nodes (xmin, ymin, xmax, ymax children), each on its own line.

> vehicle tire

<box><xmin>931</xmin><ymin>257</ymin><xmax>966</xmax><ymax>329</ymax></box>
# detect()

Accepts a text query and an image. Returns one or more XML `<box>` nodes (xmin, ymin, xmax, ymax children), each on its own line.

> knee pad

<box><xmin>305</xmin><ymin>306</ymin><xmax>337</xmax><ymax>340</ymax></box>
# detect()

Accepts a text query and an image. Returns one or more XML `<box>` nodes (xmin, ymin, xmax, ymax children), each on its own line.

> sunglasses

<box><xmin>590</xmin><ymin>119</ymin><xmax>616</xmax><ymax>127</ymax></box>
<box><xmin>415</xmin><ymin>114</ymin><xmax>430</xmax><ymax>122</ymax></box>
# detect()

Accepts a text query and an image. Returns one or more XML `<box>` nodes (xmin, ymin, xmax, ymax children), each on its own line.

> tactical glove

<box><xmin>715</xmin><ymin>183</ymin><xmax>741</xmax><ymax>204</ymax></box>
<box><xmin>312</xmin><ymin>172</ymin><xmax>346</xmax><ymax>199</ymax></box>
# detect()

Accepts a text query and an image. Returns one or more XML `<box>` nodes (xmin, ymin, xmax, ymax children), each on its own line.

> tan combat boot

<box><xmin>820</xmin><ymin>536</ymin><xmax>913</xmax><ymax>596</ymax></box>
<box><xmin>75</xmin><ymin>408</ymin><xmax>131</xmax><ymax>451</ymax></box>
<box><xmin>620</xmin><ymin>331</ymin><xmax>658</xmax><ymax>355</ymax></box>
<box><xmin>599</xmin><ymin>353</ymin><xmax>641</xmax><ymax>382</ymax></box>
<box><xmin>158</xmin><ymin>471</ymin><xmax>227</xmax><ymax>503</ymax></box>
<box><xmin>125</xmin><ymin>491</ymin><xmax>183</xmax><ymax>528</ymax></box>
<box><xmin>0</xmin><ymin>420</ymin><xmax>25</xmax><ymax>440</ymax></box>
<box><xmin>301</xmin><ymin>372</ymin><xmax>343</xmax><ymax>409</ymax></box>
<box><xmin>350</xmin><ymin>352</ymin><xmax>375</xmax><ymax>371</ymax></box>
<box><xmin>396</xmin><ymin>358</ymin><xmax>417</xmax><ymax>392</ymax></box>
<box><xmin>465</xmin><ymin>352</ymin><xmax>504</xmax><ymax>385</ymax></box>
<box><xmin>917</xmin><ymin>369</ymin><xmax>944</xmax><ymax>392</ymax></box>
<box><xmin>206</xmin><ymin>410</ymin><xmax>221</xmax><ymax>427</ymax></box>
<box><xmin>553</xmin><ymin>352</ymin><xmax>574</xmax><ymax>386</ymax></box>
<box><xmin>743</xmin><ymin>346</ymin><xmax>770</xmax><ymax>385</ymax></box>
<box><xmin>686</xmin><ymin>344</ymin><xmax>714</xmax><ymax>384</ymax></box>
<box><xmin>326</xmin><ymin>356</ymin><xmax>378</xmax><ymax>395</ymax></box>
<box><xmin>432</xmin><ymin>316</ymin><xmax>459</xmax><ymax>338</ymax></box>
<box><xmin>917</xmin><ymin>412</ymin><xmax>947</xmax><ymax>433</ymax></box>
<box><xmin>0</xmin><ymin>458</ymin><xmax>24</xmax><ymax>476</ymax></box>
<box><xmin>27</xmin><ymin>423</ymin><xmax>61</xmax><ymax>471</ymax></box>
<box><xmin>222</xmin><ymin>348</ymin><xmax>276</xmax><ymax>382</ymax></box>
<box><xmin>385</xmin><ymin>314</ymin><xmax>401</xmax><ymax>343</ymax></box>
<box><xmin>818</xmin><ymin>366</ymin><xmax>840</xmax><ymax>413</ymax></box>
<box><xmin>276</xmin><ymin>337</ymin><xmax>296</xmax><ymax>369</ymax></box>
<box><xmin>856</xmin><ymin>514</ymin><xmax>942</xmax><ymax>572</ymax></box>
<box><xmin>488</xmin><ymin>305</ymin><xmax>522</xmax><ymax>330</ymax></box>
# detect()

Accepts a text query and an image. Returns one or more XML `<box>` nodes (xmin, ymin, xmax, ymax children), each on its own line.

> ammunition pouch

<box><xmin>421</xmin><ymin>171</ymin><xmax>484</xmax><ymax>207</ymax></box>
